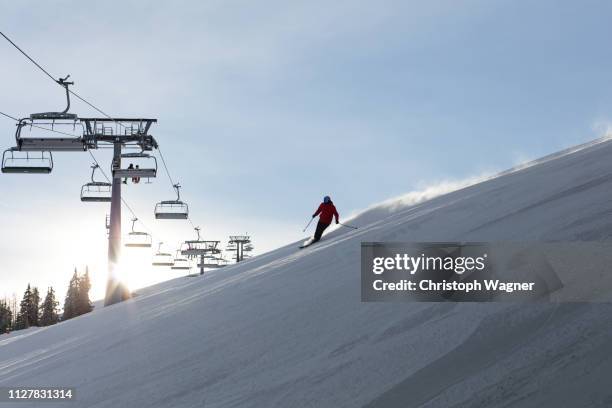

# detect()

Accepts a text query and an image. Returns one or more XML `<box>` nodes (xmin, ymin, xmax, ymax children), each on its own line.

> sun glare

<box><xmin>117</xmin><ymin>251</ymin><xmax>152</xmax><ymax>291</ymax></box>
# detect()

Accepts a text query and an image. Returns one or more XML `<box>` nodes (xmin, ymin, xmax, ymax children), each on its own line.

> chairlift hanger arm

<box><xmin>57</xmin><ymin>75</ymin><xmax>74</xmax><ymax>114</ymax></box>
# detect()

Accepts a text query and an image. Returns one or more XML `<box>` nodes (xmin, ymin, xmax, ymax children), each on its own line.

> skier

<box><xmin>310</xmin><ymin>196</ymin><xmax>339</xmax><ymax>244</ymax></box>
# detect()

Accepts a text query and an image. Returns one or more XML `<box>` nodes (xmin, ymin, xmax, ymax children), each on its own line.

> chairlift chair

<box><xmin>113</xmin><ymin>152</ymin><xmax>157</xmax><ymax>179</ymax></box>
<box><xmin>14</xmin><ymin>76</ymin><xmax>87</xmax><ymax>153</ymax></box>
<box><xmin>152</xmin><ymin>242</ymin><xmax>174</xmax><ymax>266</ymax></box>
<box><xmin>155</xmin><ymin>183</ymin><xmax>189</xmax><ymax>219</ymax></box>
<box><xmin>181</xmin><ymin>228</ymin><xmax>221</xmax><ymax>257</ymax></box>
<box><xmin>125</xmin><ymin>218</ymin><xmax>152</xmax><ymax>248</ymax></box>
<box><xmin>1</xmin><ymin>149</ymin><xmax>53</xmax><ymax>174</ymax></box>
<box><xmin>80</xmin><ymin>163</ymin><xmax>112</xmax><ymax>202</ymax></box>
<box><xmin>171</xmin><ymin>250</ymin><xmax>191</xmax><ymax>270</ymax></box>
<box><xmin>198</xmin><ymin>255</ymin><xmax>228</xmax><ymax>269</ymax></box>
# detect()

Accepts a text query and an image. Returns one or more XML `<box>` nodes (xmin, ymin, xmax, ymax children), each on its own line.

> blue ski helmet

<box><xmin>323</xmin><ymin>196</ymin><xmax>331</xmax><ymax>203</ymax></box>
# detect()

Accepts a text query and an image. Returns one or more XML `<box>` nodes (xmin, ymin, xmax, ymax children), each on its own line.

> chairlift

<box><xmin>152</xmin><ymin>242</ymin><xmax>174</xmax><ymax>266</ymax></box>
<box><xmin>113</xmin><ymin>152</ymin><xmax>157</xmax><ymax>179</ymax></box>
<box><xmin>181</xmin><ymin>228</ymin><xmax>221</xmax><ymax>258</ymax></box>
<box><xmin>80</xmin><ymin>163</ymin><xmax>112</xmax><ymax>202</ymax></box>
<box><xmin>197</xmin><ymin>255</ymin><xmax>227</xmax><ymax>269</ymax></box>
<box><xmin>15</xmin><ymin>76</ymin><xmax>86</xmax><ymax>152</ymax></box>
<box><xmin>171</xmin><ymin>250</ymin><xmax>191</xmax><ymax>270</ymax></box>
<box><xmin>125</xmin><ymin>218</ymin><xmax>152</xmax><ymax>248</ymax></box>
<box><xmin>1</xmin><ymin>149</ymin><xmax>53</xmax><ymax>174</ymax></box>
<box><xmin>155</xmin><ymin>183</ymin><xmax>189</xmax><ymax>219</ymax></box>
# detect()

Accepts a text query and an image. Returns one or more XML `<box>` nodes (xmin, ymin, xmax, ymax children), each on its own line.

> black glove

<box><xmin>336</xmin><ymin>220</ymin><xmax>339</xmax><ymax>224</ymax></box>
<box><xmin>312</xmin><ymin>214</ymin><xmax>316</xmax><ymax>218</ymax></box>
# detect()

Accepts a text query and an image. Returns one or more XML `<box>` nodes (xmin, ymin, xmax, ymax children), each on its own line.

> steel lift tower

<box><xmin>228</xmin><ymin>235</ymin><xmax>252</xmax><ymax>263</ymax></box>
<box><xmin>181</xmin><ymin>227</ymin><xmax>221</xmax><ymax>275</ymax></box>
<box><xmin>1</xmin><ymin>78</ymin><xmax>159</xmax><ymax>306</ymax></box>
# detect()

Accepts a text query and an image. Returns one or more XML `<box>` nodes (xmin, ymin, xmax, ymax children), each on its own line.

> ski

<box><xmin>299</xmin><ymin>240</ymin><xmax>316</xmax><ymax>249</ymax></box>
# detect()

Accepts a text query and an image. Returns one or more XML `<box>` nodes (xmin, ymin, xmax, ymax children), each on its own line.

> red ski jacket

<box><xmin>313</xmin><ymin>202</ymin><xmax>339</xmax><ymax>225</ymax></box>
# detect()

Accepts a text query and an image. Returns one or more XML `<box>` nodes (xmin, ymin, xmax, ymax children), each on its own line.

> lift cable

<box><xmin>0</xmin><ymin>110</ymin><xmax>18</xmax><ymax>121</ymax></box>
<box><xmin>0</xmin><ymin>31</ymin><xmax>57</xmax><ymax>83</ymax></box>
<box><xmin>156</xmin><ymin>146</ymin><xmax>176</xmax><ymax>187</ymax></box>
<box><xmin>2</xmin><ymin>31</ymin><xmax>200</xmax><ymax>239</ymax></box>
<box><xmin>0</xmin><ymin>30</ymin><xmax>126</xmax><ymax>129</ymax></box>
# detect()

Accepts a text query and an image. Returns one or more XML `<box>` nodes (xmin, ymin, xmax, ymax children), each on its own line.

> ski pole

<box><xmin>303</xmin><ymin>217</ymin><xmax>314</xmax><ymax>232</ymax></box>
<box><xmin>338</xmin><ymin>222</ymin><xmax>358</xmax><ymax>230</ymax></box>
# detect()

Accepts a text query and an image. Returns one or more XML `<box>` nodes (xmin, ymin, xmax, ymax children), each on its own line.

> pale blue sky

<box><xmin>2</xmin><ymin>0</ymin><xmax>612</xmax><ymax>300</ymax></box>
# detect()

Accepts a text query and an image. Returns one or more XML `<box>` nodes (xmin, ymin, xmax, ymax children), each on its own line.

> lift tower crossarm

<box><xmin>81</xmin><ymin>118</ymin><xmax>158</xmax><ymax>151</ymax></box>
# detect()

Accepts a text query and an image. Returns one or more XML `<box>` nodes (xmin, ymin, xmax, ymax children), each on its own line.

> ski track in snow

<box><xmin>2</xmin><ymin>137</ymin><xmax>612</xmax><ymax>407</ymax></box>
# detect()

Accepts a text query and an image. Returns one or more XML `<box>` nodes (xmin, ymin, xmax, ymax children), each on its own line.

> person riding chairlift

<box><xmin>123</xmin><ymin>163</ymin><xmax>134</xmax><ymax>184</ymax></box>
<box><xmin>132</xmin><ymin>165</ymin><xmax>141</xmax><ymax>184</ymax></box>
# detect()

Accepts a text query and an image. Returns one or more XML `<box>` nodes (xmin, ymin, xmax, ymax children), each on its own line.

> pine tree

<box><xmin>40</xmin><ymin>287</ymin><xmax>59</xmax><ymax>326</ymax></box>
<box><xmin>15</xmin><ymin>284</ymin><xmax>33</xmax><ymax>330</ymax></box>
<box><xmin>0</xmin><ymin>300</ymin><xmax>12</xmax><ymax>333</ymax></box>
<box><xmin>63</xmin><ymin>267</ymin><xmax>94</xmax><ymax>321</ymax></box>
<box><xmin>76</xmin><ymin>266</ymin><xmax>93</xmax><ymax>315</ymax></box>
<box><xmin>63</xmin><ymin>269</ymin><xmax>79</xmax><ymax>320</ymax></box>
<box><xmin>29</xmin><ymin>287</ymin><xmax>40</xmax><ymax>327</ymax></box>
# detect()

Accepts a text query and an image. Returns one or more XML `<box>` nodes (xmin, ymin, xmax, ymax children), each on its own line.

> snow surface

<box><xmin>2</xmin><ymin>137</ymin><xmax>612</xmax><ymax>407</ymax></box>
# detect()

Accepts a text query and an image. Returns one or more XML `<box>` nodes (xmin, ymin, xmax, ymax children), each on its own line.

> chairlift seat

<box><xmin>155</xmin><ymin>200</ymin><xmax>189</xmax><ymax>219</ymax></box>
<box><xmin>80</xmin><ymin>182</ymin><xmax>112</xmax><ymax>202</ymax></box>
<box><xmin>2</xmin><ymin>165</ymin><xmax>52</xmax><ymax>174</ymax></box>
<box><xmin>152</xmin><ymin>241</ymin><xmax>174</xmax><ymax>266</ymax></box>
<box><xmin>2</xmin><ymin>149</ymin><xmax>53</xmax><ymax>174</ymax></box>
<box><xmin>171</xmin><ymin>259</ymin><xmax>191</xmax><ymax>270</ymax></box>
<box><xmin>152</xmin><ymin>260</ymin><xmax>175</xmax><ymax>266</ymax></box>
<box><xmin>81</xmin><ymin>196</ymin><xmax>112</xmax><ymax>203</ymax></box>
<box><xmin>126</xmin><ymin>242</ymin><xmax>152</xmax><ymax>248</ymax></box>
<box><xmin>171</xmin><ymin>250</ymin><xmax>191</xmax><ymax>269</ymax></box>
<box><xmin>152</xmin><ymin>252</ymin><xmax>174</xmax><ymax>266</ymax></box>
<box><xmin>113</xmin><ymin>168</ymin><xmax>157</xmax><ymax>178</ymax></box>
<box><xmin>125</xmin><ymin>231</ymin><xmax>152</xmax><ymax>248</ymax></box>
<box><xmin>115</xmin><ymin>152</ymin><xmax>157</xmax><ymax>179</ymax></box>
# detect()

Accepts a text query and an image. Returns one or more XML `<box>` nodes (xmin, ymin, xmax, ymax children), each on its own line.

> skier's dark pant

<box><xmin>313</xmin><ymin>221</ymin><xmax>330</xmax><ymax>243</ymax></box>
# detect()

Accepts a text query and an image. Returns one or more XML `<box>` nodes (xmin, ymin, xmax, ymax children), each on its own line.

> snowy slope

<box><xmin>2</xmin><ymin>138</ymin><xmax>612</xmax><ymax>407</ymax></box>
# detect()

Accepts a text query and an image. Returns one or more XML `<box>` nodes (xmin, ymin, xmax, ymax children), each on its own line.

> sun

<box><xmin>116</xmin><ymin>249</ymin><xmax>156</xmax><ymax>292</ymax></box>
